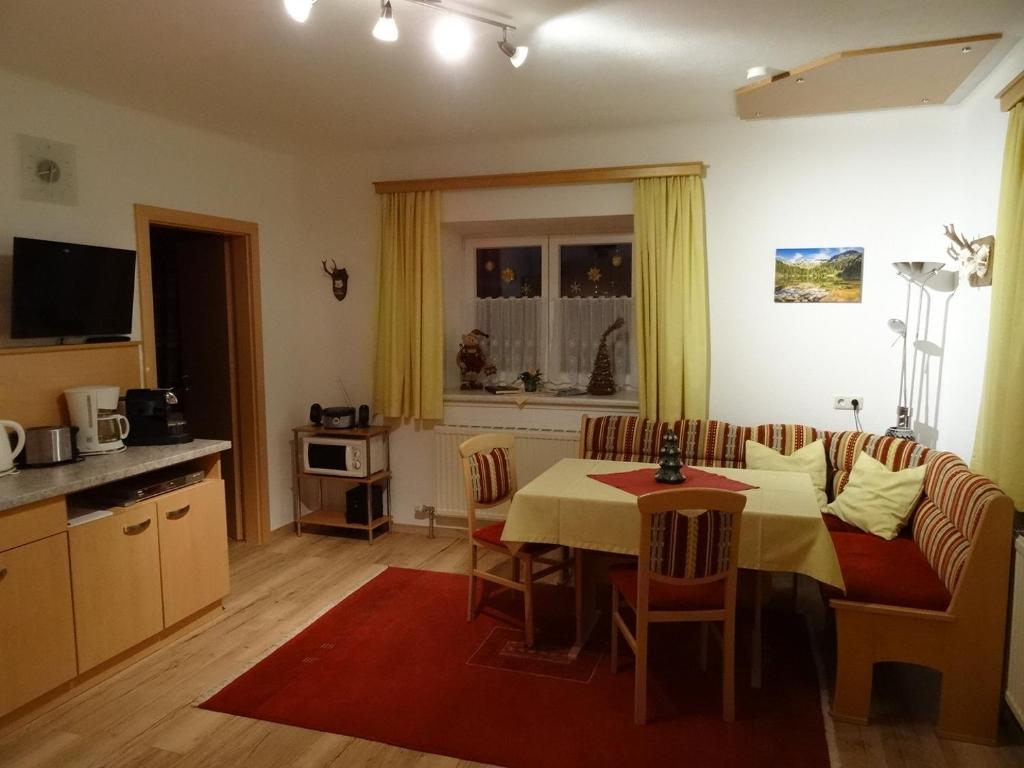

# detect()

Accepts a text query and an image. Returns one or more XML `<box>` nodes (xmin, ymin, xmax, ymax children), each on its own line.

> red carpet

<box><xmin>201</xmin><ymin>567</ymin><xmax>831</xmax><ymax>768</ymax></box>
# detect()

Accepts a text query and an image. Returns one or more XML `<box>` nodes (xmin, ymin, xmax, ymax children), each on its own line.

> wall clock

<box><xmin>18</xmin><ymin>134</ymin><xmax>78</xmax><ymax>205</ymax></box>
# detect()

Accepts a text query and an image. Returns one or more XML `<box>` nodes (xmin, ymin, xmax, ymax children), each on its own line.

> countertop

<box><xmin>0</xmin><ymin>439</ymin><xmax>232</xmax><ymax>512</ymax></box>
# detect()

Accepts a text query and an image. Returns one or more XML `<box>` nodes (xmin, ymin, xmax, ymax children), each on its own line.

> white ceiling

<box><xmin>0</xmin><ymin>1</ymin><xmax>1020</xmax><ymax>153</ymax></box>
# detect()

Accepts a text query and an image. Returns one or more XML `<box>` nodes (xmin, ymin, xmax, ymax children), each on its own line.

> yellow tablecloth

<box><xmin>502</xmin><ymin>458</ymin><xmax>845</xmax><ymax>590</ymax></box>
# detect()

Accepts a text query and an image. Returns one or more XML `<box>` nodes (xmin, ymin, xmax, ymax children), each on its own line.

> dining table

<box><xmin>501</xmin><ymin>458</ymin><xmax>845</xmax><ymax>683</ymax></box>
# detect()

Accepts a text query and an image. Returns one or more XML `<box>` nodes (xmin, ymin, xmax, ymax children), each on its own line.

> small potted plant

<box><xmin>519</xmin><ymin>369</ymin><xmax>542</xmax><ymax>393</ymax></box>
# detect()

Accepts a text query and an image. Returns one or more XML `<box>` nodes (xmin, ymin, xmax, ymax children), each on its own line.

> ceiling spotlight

<box><xmin>498</xmin><ymin>27</ymin><xmax>528</xmax><ymax>68</ymax></box>
<box><xmin>284</xmin><ymin>0</ymin><xmax>315</xmax><ymax>23</ymax></box>
<box><xmin>434</xmin><ymin>14</ymin><xmax>472</xmax><ymax>62</ymax></box>
<box><xmin>373</xmin><ymin>1</ymin><xmax>398</xmax><ymax>41</ymax></box>
<box><xmin>961</xmin><ymin>46</ymin><xmax>972</xmax><ymax>54</ymax></box>
<box><xmin>746</xmin><ymin>65</ymin><xmax>782</xmax><ymax>80</ymax></box>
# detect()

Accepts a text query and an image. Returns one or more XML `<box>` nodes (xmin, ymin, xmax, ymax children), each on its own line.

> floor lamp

<box><xmin>886</xmin><ymin>261</ymin><xmax>943</xmax><ymax>440</ymax></box>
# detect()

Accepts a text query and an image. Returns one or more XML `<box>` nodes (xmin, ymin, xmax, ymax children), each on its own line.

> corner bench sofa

<box><xmin>579</xmin><ymin>415</ymin><xmax>1014</xmax><ymax>744</ymax></box>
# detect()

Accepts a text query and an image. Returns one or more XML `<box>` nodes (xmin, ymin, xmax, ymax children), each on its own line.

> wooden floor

<box><xmin>1</xmin><ymin>528</ymin><xmax>1022</xmax><ymax>768</ymax></box>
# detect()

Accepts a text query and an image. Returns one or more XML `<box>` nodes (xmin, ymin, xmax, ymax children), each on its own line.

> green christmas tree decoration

<box><xmin>655</xmin><ymin>430</ymin><xmax>686</xmax><ymax>484</ymax></box>
<box><xmin>587</xmin><ymin>317</ymin><xmax>625</xmax><ymax>396</ymax></box>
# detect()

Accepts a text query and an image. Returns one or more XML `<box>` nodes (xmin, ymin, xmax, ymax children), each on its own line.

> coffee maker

<box><xmin>124</xmin><ymin>389</ymin><xmax>192</xmax><ymax>445</ymax></box>
<box><xmin>65</xmin><ymin>386</ymin><xmax>130</xmax><ymax>455</ymax></box>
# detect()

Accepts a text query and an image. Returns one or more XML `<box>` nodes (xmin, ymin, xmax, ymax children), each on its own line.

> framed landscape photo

<box><xmin>774</xmin><ymin>247</ymin><xmax>864</xmax><ymax>303</ymax></box>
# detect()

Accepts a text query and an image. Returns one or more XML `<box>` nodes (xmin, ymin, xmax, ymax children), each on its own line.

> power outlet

<box><xmin>834</xmin><ymin>395</ymin><xmax>864</xmax><ymax>411</ymax></box>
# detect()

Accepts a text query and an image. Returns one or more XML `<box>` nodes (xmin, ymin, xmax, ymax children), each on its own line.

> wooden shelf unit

<box><xmin>291</xmin><ymin>424</ymin><xmax>392</xmax><ymax>544</ymax></box>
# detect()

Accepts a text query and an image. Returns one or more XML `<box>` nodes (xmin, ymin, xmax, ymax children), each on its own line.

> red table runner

<box><xmin>588</xmin><ymin>466</ymin><xmax>758</xmax><ymax>496</ymax></box>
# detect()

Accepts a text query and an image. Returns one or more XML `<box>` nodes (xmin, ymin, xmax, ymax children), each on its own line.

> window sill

<box><xmin>443</xmin><ymin>388</ymin><xmax>639</xmax><ymax>410</ymax></box>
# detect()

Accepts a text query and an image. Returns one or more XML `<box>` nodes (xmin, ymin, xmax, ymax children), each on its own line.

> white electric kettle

<box><xmin>0</xmin><ymin>420</ymin><xmax>26</xmax><ymax>475</ymax></box>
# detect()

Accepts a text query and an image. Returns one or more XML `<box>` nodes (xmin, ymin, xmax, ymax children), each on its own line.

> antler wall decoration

<box><xmin>943</xmin><ymin>224</ymin><xmax>995</xmax><ymax>287</ymax></box>
<box><xmin>322</xmin><ymin>259</ymin><xmax>349</xmax><ymax>300</ymax></box>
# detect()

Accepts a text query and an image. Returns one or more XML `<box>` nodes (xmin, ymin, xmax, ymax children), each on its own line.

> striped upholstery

<box><xmin>650</xmin><ymin>509</ymin><xmax>733</xmax><ymax>580</ymax></box>
<box><xmin>825</xmin><ymin>431</ymin><xmax>931</xmax><ymax>500</ymax></box>
<box><xmin>581</xmin><ymin>416</ymin><xmax>1005</xmax><ymax>597</ymax></box>
<box><xmin>694</xmin><ymin>421</ymin><xmax>751</xmax><ymax>467</ymax></box>
<box><xmin>580</xmin><ymin>415</ymin><xmax>686</xmax><ymax>463</ymax></box>
<box><xmin>468</xmin><ymin>447</ymin><xmax>513</xmax><ymax>505</ymax></box>
<box><xmin>751</xmin><ymin>423</ymin><xmax>820</xmax><ymax>454</ymax></box>
<box><xmin>913</xmin><ymin>452</ymin><xmax>1004</xmax><ymax>593</ymax></box>
<box><xmin>580</xmin><ymin>416</ymin><xmax>819</xmax><ymax>468</ymax></box>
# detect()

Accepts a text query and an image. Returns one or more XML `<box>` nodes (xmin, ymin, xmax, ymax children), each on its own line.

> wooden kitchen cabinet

<box><xmin>69</xmin><ymin>502</ymin><xmax>164</xmax><ymax>672</ymax></box>
<box><xmin>0</xmin><ymin>532</ymin><xmax>78</xmax><ymax>718</ymax></box>
<box><xmin>156</xmin><ymin>479</ymin><xmax>229</xmax><ymax>627</ymax></box>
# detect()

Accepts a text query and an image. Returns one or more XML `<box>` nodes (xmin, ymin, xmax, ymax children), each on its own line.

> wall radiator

<box><xmin>433</xmin><ymin>424</ymin><xmax>580</xmax><ymax>523</ymax></box>
<box><xmin>1007</xmin><ymin>536</ymin><xmax>1024</xmax><ymax>727</ymax></box>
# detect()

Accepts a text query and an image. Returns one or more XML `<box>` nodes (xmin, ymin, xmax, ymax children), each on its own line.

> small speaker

<box><xmin>309</xmin><ymin>403</ymin><xmax>323</xmax><ymax>425</ymax></box>
<box><xmin>357</xmin><ymin>404</ymin><xmax>370</xmax><ymax>428</ymax></box>
<box><xmin>346</xmin><ymin>484</ymin><xmax>385</xmax><ymax>525</ymax></box>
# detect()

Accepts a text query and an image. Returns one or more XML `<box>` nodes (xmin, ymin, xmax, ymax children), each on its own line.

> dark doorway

<box><xmin>149</xmin><ymin>226</ymin><xmax>242</xmax><ymax>539</ymax></box>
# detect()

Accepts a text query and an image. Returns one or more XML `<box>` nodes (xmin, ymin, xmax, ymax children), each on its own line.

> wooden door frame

<box><xmin>134</xmin><ymin>204</ymin><xmax>270</xmax><ymax>545</ymax></box>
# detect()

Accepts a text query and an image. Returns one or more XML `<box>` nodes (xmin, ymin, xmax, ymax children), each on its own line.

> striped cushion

<box><xmin>825</xmin><ymin>431</ymin><xmax>931</xmax><ymax>500</ymax></box>
<box><xmin>751</xmin><ymin>423</ymin><xmax>820</xmax><ymax>454</ymax></box>
<box><xmin>579</xmin><ymin>416</ymin><xmax>686</xmax><ymax>464</ymax></box>
<box><xmin>693</xmin><ymin>420</ymin><xmax>750</xmax><ymax>468</ymax></box>
<box><xmin>913</xmin><ymin>452</ymin><xmax>1004</xmax><ymax>593</ymax></box>
<box><xmin>580</xmin><ymin>416</ymin><xmax>820</xmax><ymax>469</ymax></box>
<box><xmin>650</xmin><ymin>509</ymin><xmax>733</xmax><ymax>580</ymax></box>
<box><xmin>468</xmin><ymin>447</ymin><xmax>512</xmax><ymax>505</ymax></box>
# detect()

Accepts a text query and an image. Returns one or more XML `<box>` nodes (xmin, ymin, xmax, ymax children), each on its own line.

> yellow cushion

<box><xmin>826</xmin><ymin>452</ymin><xmax>926</xmax><ymax>540</ymax></box>
<box><xmin>744</xmin><ymin>439</ymin><xmax>828</xmax><ymax>511</ymax></box>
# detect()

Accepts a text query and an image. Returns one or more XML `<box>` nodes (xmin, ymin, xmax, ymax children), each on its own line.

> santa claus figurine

<box><xmin>457</xmin><ymin>329</ymin><xmax>497</xmax><ymax>389</ymax></box>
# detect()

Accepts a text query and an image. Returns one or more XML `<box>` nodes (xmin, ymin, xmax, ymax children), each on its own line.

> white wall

<box><xmin>369</xmin><ymin>42</ymin><xmax>1023</xmax><ymax>525</ymax></box>
<box><xmin>0</xmin><ymin>68</ymin><xmax>381</xmax><ymax>531</ymax></box>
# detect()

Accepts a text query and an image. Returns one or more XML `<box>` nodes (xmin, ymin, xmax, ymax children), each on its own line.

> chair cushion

<box><xmin>609</xmin><ymin>565</ymin><xmax>726</xmax><ymax>612</ymax></box>
<box><xmin>828</xmin><ymin>532</ymin><xmax>951</xmax><ymax>611</ymax></box>
<box><xmin>471</xmin><ymin>522</ymin><xmax>554</xmax><ymax>555</ymax></box>
<box><xmin>468</xmin><ymin>447</ymin><xmax>512</xmax><ymax>504</ymax></box>
<box><xmin>472</xmin><ymin>522</ymin><xmax>508</xmax><ymax>547</ymax></box>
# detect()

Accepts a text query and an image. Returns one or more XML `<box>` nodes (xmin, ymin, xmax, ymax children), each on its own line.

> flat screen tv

<box><xmin>11</xmin><ymin>237</ymin><xmax>137</xmax><ymax>339</ymax></box>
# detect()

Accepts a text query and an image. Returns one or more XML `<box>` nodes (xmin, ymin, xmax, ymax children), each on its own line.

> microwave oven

<box><xmin>301</xmin><ymin>434</ymin><xmax>387</xmax><ymax>478</ymax></box>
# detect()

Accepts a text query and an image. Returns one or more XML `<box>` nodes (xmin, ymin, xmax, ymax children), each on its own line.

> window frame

<box><xmin>461</xmin><ymin>232</ymin><xmax>635</xmax><ymax>389</ymax></box>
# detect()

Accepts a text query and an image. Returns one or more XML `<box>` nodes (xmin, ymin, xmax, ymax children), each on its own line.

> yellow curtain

<box><xmin>633</xmin><ymin>175</ymin><xmax>710</xmax><ymax>422</ymax></box>
<box><xmin>972</xmin><ymin>102</ymin><xmax>1024</xmax><ymax>507</ymax></box>
<box><xmin>373</xmin><ymin>190</ymin><xmax>444</xmax><ymax>420</ymax></box>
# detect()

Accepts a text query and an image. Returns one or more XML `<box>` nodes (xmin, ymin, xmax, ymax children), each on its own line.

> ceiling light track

<box><xmin>285</xmin><ymin>0</ymin><xmax>528</xmax><ymax>67</ymax></box>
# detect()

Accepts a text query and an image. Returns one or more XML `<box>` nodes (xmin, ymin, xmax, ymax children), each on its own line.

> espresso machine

<box><xmin>64</xmin><ymin>386</ymin><xmax>130</xmax><ymax>455</ymax></box>
<box><xmin>123</xmin><ymin>389</ymin><xmax>192</xmax><ymax>445</ymax></box>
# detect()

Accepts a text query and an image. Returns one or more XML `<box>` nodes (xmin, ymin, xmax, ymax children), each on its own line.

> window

<box><xmin>459</xmin><ymin>233</ymin><xmax>634</xmax><ymax>391</ymax></box>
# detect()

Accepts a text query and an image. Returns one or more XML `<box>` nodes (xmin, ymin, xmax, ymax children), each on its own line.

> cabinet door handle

<box><xmin>166</xmin><ymin>504</ymin><xmax>191</xmax><ymax>521</ymax></box>
<box><xmin>123</xmin><ymin>519</ymin><xmax>152</xmax><ymax>536</ymax></box>
<box><xmin>0</xmin><ymin>567</ymin><xmax>7</xmax><ymax>582</ymax></box>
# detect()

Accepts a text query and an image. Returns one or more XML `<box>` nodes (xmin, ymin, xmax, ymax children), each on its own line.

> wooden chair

<box><xmin>459</xmin><ymin>434</ymin><xmax>573</xmax><ymax>648</ymax></box>
<box><xmin>610</xmin><ymin>488</ymin><xmax>747</xmax><ymax>724</ymax></box>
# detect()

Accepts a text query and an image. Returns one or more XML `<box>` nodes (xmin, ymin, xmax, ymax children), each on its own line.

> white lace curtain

<box><xmin>553</xmin><ymin>297</ymin><xmax>633</xmax><ymax>388</ymax></box>
<box><xmin>474</xmin><ymin>298</ymin><xmax>544</xmax><ymax>383</ymax></box>
<box><xmin>474</xmin><ymin>296</ymin><xmax>633</xmax><ymax>388</ymax></box>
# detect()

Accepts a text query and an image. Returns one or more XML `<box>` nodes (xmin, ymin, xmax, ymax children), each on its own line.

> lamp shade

<box><xmin>892</xmin><ymin>261</ymin><xmax>944</xmax><ymax>284</ymax></box>
<box><xmin>373</xmin><ymin>2</ymin><xmax>398</xmax><ymax>41</ymax></box>
<box><xmin>284</xmin><ymin>0</ymin><xmax>314</xmax><ymax>22</ymax></box>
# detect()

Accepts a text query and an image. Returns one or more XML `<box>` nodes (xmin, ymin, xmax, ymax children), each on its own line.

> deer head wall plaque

<box><xmin>322</xmin><ymin>259</ymin><xmax>349</xmax><ymax>301</ymax></box>
<box><xmin>943</xmin><ymin>224</ymin><xmax>994</xmax><ymax>287</ymax></box>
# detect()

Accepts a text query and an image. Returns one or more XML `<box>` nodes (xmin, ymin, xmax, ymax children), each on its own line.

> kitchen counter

<box><xmin>0</xmin><ymin>439</ymin><xmax>231</xmax><ymax>512</ymax></box>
